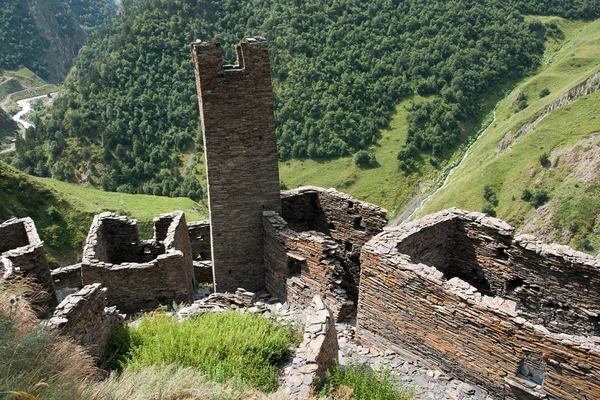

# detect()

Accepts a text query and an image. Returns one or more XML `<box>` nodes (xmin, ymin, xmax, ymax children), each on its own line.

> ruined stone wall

<box><xmin>188</xmin><ymin>221</ymin><xmax>211</xmax><ymax>261</ymax></box>
<box><xmin>284</xmin><ymin>295</ymin><xmax>339</xmax><ymax>398</ymax></box>
<box><xmin>0</xmin><ymin>218</ymin><xmax>57</xmax><ymax>313</ymax></box>
<box><xmin>47</xmin><ymin>283</ymin><xmax>121</xmax><ymax>359</ymax></box>
<box><xmin>263</xmin><ymin>211</ymin><xmax>354</xmax><ymax>321</ymax></box>
<box><xmin>81</xmin><ymin>252</ymin><xmax>192</xmax><ymax>313</ymax></box>
<box><xmin>191</xmin><ymin>37</ymin><xmax>281</xmax><ymax>293</ymax></box>
<box><xmin>388</xmin><ymin>209</ymin><xmax>600</xmax><ymax>336</ymax></box>
<box><xmin>357</xmin><ymin>208</ymin><xmax>600</xmax><ymax>399</ymax></box>
<box><xmin>51</xmin><ymin>264</ymin><xmax>83</xmax><ymax>302</ymax></box>
<box><xmin>280</xmin><ymin>186</ymin><xmax>387</xmax><ymax>305</ymax></box>
<box><xmin>188</xmin><ymin>221</ymin><xmax>213</xmax><ymax>283</ymax></box>
<box><xmin>81</xmin><ymin>212</ymin><xmax>194</xmax><ymax>313</ymax></box>
<box><xmin>83</xmin><ymin>213</ymin><xmax>140</xmax><ymax>264</ymax></box>
<box><xmin>0</xmin><ymin>219</ymin><xmax>29</xmax><ymax>253</ymax></box>
<box><xmin>161</xmin><ymin>212</ymin><xmax>195</xmax><ymax>290</ymax></box>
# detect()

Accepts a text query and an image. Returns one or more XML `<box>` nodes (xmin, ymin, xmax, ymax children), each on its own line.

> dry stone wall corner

<box><xmin>0</xmin><ymin>217</ymin><xmax>57</xmax><ymax>315</ymax></box>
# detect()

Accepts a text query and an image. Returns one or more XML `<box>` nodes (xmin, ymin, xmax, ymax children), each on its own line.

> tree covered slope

<box><xmin>11</xmin><ymin>0</ymin><xmax>548</xmax><ymax>198</ymax></box>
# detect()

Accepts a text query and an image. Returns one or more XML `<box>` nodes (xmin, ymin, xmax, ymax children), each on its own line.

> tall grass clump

<box><xmin>0</xmin><ymin>280</ymin><xmax>96</xmax><ymax>399</ymax></box>
<box><xmin>118</xmin><ymin>311</ymin><xmax>298</xmax><ymax>392</ymax></box>
<box><xmin>320</xmin><ymin>363</ymin><xmax>413</xmax><ymax>400</ymax></box>
<box><xmin>87</xmin><ymin>365</ymin><xmax>297</xmax><ymax>400</ymax></box>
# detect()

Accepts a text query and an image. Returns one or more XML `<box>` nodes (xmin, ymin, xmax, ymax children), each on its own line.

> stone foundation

<box><xmin>78</xmin><ymin>211</ymin><xmax>194</xmax><ymax>313</ymax></box>
<box><xmin>357</xmin><ymin>208</ymin><xmax>600</xmax><ymax>399</ymax></box>
<box><xmin>47</xmin><ymin>283</ymin><xmax>121</xmax><ymax>359</ymax></box>
<box><xmin>0</xmin><ymin>217</ymin><xmax>57</xmax><ymax>315</ymax></box>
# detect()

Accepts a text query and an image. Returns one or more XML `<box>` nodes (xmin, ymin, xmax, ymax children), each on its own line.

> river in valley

<box><xmin>12</xmin><ymin>92</ymin><xmax>58</xmax><ymax>130</ymax></box>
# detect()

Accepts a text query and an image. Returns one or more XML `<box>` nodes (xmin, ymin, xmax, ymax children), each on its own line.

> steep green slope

<box><xmin>12</xmin><ymin>0</ymin><xmax>546</xmax><ymax>199</ymax></box>
<box><xmin>0</xmin><ymin>161</ymin><xmax>207</xmax><ymax>266</ymax></box>
<box><xmin>417</xmin><ymin>17</ymin><xmax>600</xmax><ymax>253</ymax></box>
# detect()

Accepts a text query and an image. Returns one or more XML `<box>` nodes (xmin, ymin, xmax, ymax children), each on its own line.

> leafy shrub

<box><xmin>117</xmin><ymin>311</ymin><xmax>299</xmax><ymax>392</ymax></box>
<box><xmin>320</xmin><ymin>363</ymin><xmax>412</xmax><ymax>400</ymax></box>
<box><xmin>482</xmin><ymin>202</ymin><xmax>497</xmax><ymax>217</ymax></box>
<box><xmin>539</xmin><ymin>88</ymin><xmax>551</xmax><ymax>98</ymax></box>
<box><xmin>521</xmin><ymin>188</ymin><xmax>533</xmax><ymax>202</ymax></box>
<box><xmin>539</xmin><ymin>152</ymin><xmax>550</xmax><ymax>167</ymax></box>
<box><xmin>354</xmin><ymin>150</ymin><xmax>378</xmax><ymax>168</ymax></box>
<box><xmin>483</xmin><ymin>185</ymin><xmax>498</xmax><ymax>207</ymax></box>
<box><xmin>521</xmin><ymin>188</ymin><xmax>549</xmax><ymax>208</ymax></box>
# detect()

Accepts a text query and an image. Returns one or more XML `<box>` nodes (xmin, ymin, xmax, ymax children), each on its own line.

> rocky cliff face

<box><xmin>25</xmin><ymin>0</ymin><xmax>86</xmax><ymax>83</ymax></box>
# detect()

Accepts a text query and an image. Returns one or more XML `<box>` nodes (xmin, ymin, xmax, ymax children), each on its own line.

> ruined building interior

<box><xmin>1</xmin><ymin>37</ymin><xmax>599</xmax><ymax>399</ymax></box>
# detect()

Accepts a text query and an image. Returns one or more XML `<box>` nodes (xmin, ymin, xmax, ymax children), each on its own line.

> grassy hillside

<box><xmin>0</xmin><ymin>161</ymin><xmax>207</xmax><ymax>266</ymax></box>
<box><xmin>416</xmin><ymin>17</ymin><xmax>600</xmax><ymax>253</ymax></box>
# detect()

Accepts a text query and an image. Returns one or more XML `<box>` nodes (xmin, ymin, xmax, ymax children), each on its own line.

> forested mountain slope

<box><xmin>417</xmin><ymin>17</ymin><xmax>600</xmax><ymax>254</ymax></box>
<box><xmin>12</xmin><ymin>0</ymin><xmax>550</xmax><ymax>199</ymax></box>
<box><xmin>0</xmin><ymin>0</ymin><xmax>116</xmax><ymax>82</ymax></box>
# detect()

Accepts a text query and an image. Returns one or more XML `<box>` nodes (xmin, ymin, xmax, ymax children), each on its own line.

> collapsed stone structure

<box><xmin>47</xmin><ymin>283</ymin><xmax>121</xmax><ymax>359</ymax></box>
<box><xmin>53</xmin><ymin>211</ymin><xmax>195</xmax><ymax>313</ymax></box>
<box><xmin>264</xmin><ymin>186</ymin><xmax>387</xmax><ymax>321</ymax></box>
<box><xmin>0</xmin><ymin>217</ymin><xmax>57</xmax><ymax>314</ymax></box>
<box><xmin>2</xmin><ymin>35</ymin><xmax>598</xmax><ymax>398</ymax></box>
<box><xmin>357</xmin><ymin>208</ymin><xmax>600</xmax><ymax>400</ymax></box>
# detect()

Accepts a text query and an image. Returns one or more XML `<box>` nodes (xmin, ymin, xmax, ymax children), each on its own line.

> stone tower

<box><xmin>191</xmin><ymin>37</ymin><xmax>281</xmax><ymax>292</ymax></box>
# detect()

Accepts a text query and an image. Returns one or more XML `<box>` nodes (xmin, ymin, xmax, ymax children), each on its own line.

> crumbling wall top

<box><xmin>0</xmin><ymin>217</ymin><xmax>43</xmax><ymax>254</ymax></box>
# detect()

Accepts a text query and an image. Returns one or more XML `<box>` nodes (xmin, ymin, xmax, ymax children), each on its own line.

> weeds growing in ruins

<box><xmin>0</xmin><ymin>280</ymin><xmax>97</xmax><ymax>399</ymax></box>
<box><xmin>111</xmin><ymin>311</ymin><xmax>299</xmax><ymax>392</ymax></box>
<box><xmin>320</xmin><ymin>362</ymin><xmax>413</xmax><ymax>400</ymax></box>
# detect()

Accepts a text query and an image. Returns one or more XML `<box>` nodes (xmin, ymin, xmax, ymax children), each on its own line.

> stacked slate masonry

<box><xmin>191</xmin><ymin>37</ymin><xmax>282</xmax><ymax>293</ymax></box>
<box><xmin>264</xmin><ymin>186</ymin><xmax>387</xmax><ymax>321</ymax></box>
<box><xmin>47</xmin><ymin>283</ymin><xmax>122</xmax><ymax>359</ymax></box>
<box><xmin>187</xmin><ymin>220</ymin><xmax>213</xmax><ymax>283</ymax></box>
<box><xmin>53</xmin><ymin>211</ymin><xmax>196</xmax><ymax>313</ymax></box>
<box><xmin>0</xmin><ymin>217</ymin><xmax>57</xmax><ymax>314</ymax></box>
<box><xmin>357</xmin><ymin>208</ymin><xmax>600</xmax><ymax>399</ymax></box>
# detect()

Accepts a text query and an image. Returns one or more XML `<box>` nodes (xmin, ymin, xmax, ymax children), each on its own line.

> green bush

<box><xmin>539</xmin><ymin>152</ymin><xmax>550</xmax><ymax>167</ymax></box>
<box><xmin>320</xmin><ymin>363</ymin><xmax>412</xmax><ymax>400</ymax></box>
<box><xmin>117</xmin><ymin>311</ymin><xmax>299</xmax><ymax>392</ymax></box>
<box><xmin>354</xmin><ymin>150</ymin><xmax>378</xmax><ymax>168</ymax></box>
<box><xmin>539</xmin><ymin>88</ymin><xmax>551</xmax><ymax>98</ymax></box>
<box><xmin>521</xmin><ymin>188</ymin><xmax>549</xmax><ymax>208</ymax></box>
<box><xmin>483</xmin><ymin>185</ymin><xmax>498</xmax><ymax>207</ymax></box>
<box><xmin>482</xmin><ymin>203</ymin><xmax>497</xmax><ymax>217</ymax></box>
